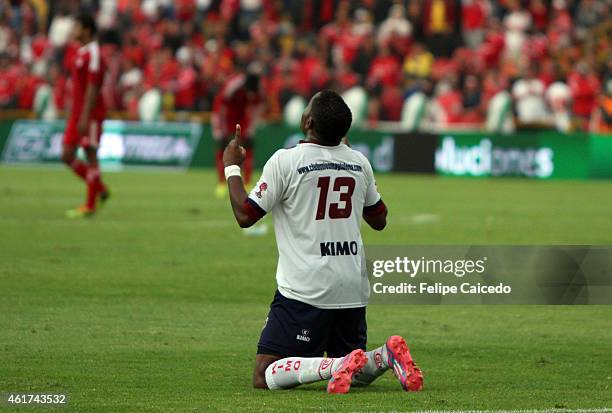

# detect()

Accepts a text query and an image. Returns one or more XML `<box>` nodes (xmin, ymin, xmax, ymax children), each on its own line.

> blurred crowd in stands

<box><xmin>0</xmin><ymin>0</ymin><xmax>611</xmax><ymax>132</ymax></box>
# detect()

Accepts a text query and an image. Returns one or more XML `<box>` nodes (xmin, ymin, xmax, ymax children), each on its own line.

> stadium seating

<box><xmin>0</xmin><ymin>1</ymin><xmax>610</xmax><ymax>132</ymax></box>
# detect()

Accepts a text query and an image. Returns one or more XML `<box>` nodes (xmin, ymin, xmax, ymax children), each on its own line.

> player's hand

<box><xmin>77</xmin><ymin>117</ymin><xmax>88</xmax><ymax>135</ymax></box>
<box><xmin>223</xmin><ymin>124</ymin><xmax>246</xmax><ymax>167</ymax></box>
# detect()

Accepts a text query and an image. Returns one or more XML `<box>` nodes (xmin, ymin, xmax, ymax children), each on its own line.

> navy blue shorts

<box><xmin>257</xmin><ymin>290</ymin><xmax>367</xmax><ymax>358</ymax></box>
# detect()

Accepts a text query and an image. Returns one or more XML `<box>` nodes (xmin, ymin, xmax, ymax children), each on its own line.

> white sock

<box><xmin>352</xmin><ymin>345</ymin><xmax>390</xmax><ymax>386</ymax></box>
<box><xmin>264</xmin><ymin>357</ymin><xmax>343</xmax><ymax>390</ymax></box>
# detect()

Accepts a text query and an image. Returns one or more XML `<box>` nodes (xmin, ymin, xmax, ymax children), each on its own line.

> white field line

<box><xmin>397</xmin><ymin>213</ymin><xmax>441</xmax><ymax>225</ymax></box>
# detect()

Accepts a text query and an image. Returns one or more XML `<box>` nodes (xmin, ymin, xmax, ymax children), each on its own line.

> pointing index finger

<box><xmin>235</xmin><ymin>124</ymin><xmax>241</xmax><ymax>141</ymax></box>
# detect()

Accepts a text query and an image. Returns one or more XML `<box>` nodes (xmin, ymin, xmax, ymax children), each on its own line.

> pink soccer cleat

<box><xmin>327</xmin><ymin>349</ymin><xmax>368</xmax><ymax>394</ymax></box>
<box><xmin>385</xmin><ymin>335</ymin><xmax>424</xmax><ymax>391</ymax></box>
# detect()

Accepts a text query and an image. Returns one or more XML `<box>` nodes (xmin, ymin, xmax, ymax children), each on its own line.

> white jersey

<box><xmin>247</xmin><ymin>142</ymin><xmax>382</xmax><ymax>309</ymax></box>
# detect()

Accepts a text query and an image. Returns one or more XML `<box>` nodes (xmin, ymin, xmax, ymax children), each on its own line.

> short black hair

<box><xmin>309</xmin><ymin>90</ymin><xmax>352</xmax><ymax>145</ymax></box>
<box><xmin>75</xmin><ymin>13</ymin><xmax>97</xmax><ymax>36</ymax></box>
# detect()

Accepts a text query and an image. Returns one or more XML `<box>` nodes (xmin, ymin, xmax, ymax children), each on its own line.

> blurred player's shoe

<box><xmin>327</xmin><ymin>349</ymin><xmax>367</xmax><ymax>394</ymax></box>
<box><xmin>385</xmin><ymin>335</ymin><xmax>423</xmax><ymax>391</ymax></box>
<box><xmin>215</xmin><ymin>183</ymin><xmax>227</xmax><ymax>199</ymax></box>
<box><xmin>99</xmin><ymin>188</ymin><xmax>111</xmax><ymax>206</ymax></box>
<box><xmin>65</xmin><ymin>205</ymin><xmax>95</xmax><ymax>219</ymax></box>
<box><xmin>243</xmin><ymin>223</ymin><xmax>268</xmax><ymax>237</ymax></box>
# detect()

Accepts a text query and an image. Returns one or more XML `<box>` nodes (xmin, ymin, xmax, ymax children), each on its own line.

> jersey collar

<box><xmin>298</xmin><ymin>139</ymin><xmax>341</xmax><ymax>147</ymax></box>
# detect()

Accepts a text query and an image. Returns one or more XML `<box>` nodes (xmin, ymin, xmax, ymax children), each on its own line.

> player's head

<box><xmin>73</xmin><ymin>13</ymin><xmax>97</xmax><ymax>44</ymax></box>
<box><xmin>301</xmin><ymin>90</ymin><xmax>352</xmax><ymax>146</ymax></box>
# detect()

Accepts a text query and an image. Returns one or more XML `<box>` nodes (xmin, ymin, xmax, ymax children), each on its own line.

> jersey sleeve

<box><xmin>362</xmin><ymin>155</ymin><xmax>387</xmax><ymax>216</ymax></box>
<box><xmin>246</xmin><ymin>150</ymin><xmax>286</xmax><ymax>217</ymax></box>
<box><xmin>363</xmin><ymin>156</ymin><xmax>381</xmax><ymax>207</ymax></box>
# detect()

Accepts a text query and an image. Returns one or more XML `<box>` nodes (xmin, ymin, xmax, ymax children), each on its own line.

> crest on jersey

<box><xmin>255</xmin><ymin>182</ymin><xmax>268</xmax><ymax>198</ymax></box>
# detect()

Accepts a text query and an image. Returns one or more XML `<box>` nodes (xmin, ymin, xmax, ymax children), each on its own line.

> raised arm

<box><xmin>223</xmin><ymin>124</ymin><xmax>261</xmax><ymax>228</ymax></box>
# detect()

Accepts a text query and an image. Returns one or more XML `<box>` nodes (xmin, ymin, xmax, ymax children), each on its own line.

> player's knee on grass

<box><xmin>253</xmin><ymin>354</ymin><xmax>281</xmax><ymax>389</ymax></box>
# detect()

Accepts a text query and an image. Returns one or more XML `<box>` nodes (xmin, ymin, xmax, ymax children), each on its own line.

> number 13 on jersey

<box><xmin>315</xmin><ymin>176</ymin><xmax>356</xmax><ymax>220</ymax></box>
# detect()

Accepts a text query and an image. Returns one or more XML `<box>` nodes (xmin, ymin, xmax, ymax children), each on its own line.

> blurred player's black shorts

<box><xmin>257</xmin><ymin>290</ymin><xmax>367</xmax><ymax>358</ymax></box>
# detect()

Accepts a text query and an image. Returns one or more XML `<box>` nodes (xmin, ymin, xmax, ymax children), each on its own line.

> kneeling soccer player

<box><xmin>222</xmin><ymin>90</ymin><xmax>424</xmax><ymax>393</ymax></box>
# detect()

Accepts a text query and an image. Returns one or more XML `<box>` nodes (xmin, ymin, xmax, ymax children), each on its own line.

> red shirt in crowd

<box><xmin>368</xmin><ymin>54</ymin><xmax>401</xmax><ymax>87</ymax></box>
<box><xmin>478</xmin><ymin>31</ymin><xmax>505</xmax><ymax>68</ymax></box>
<box><xmin>568</xmin><ymin>71</ymin><xmax>601</xmax><ymax>118</ymax></box>
<box><xmin>529</xmin><ymin>1</ymin><xmax>549</xmax><ymax>31</ymax></box>
<box><xmin>175</xmin><ymin>0</ymin><xmax>196</xmax><ymax>21</ymax></box>
<box><xmin>462</xmin><ymin>0</ymin><xmax>487</xmax><ymax>31</ymax></box>
<box><xmin>175</xmin><ymin>66</ymin><xmax>198</xmax><ymax>109</ymax></box>
<box><xmin>17</xmin><ymin>72</ymin><xmax>43</xmax><ymax>109</ymax></box>
<box><xmin>437</xmin><ymin>89</ymin><xmax>463</xmax><ymax>124</ymax></box>
<box><xmin>294</xmin><ymin>55</ymin><xmax>326</xmax><ymax>96</ymax></box>
<box><xmin>0</xmin><ymin>64</ymin><xmax>22</xmax><ymax>106</ymax></box>
<box><xmin>336</xmin><ymin>29</ymin><xmax>363</xmax><ymax>64</ymax></box>
<box><xmin>143</xmin><ymin>54</ymin><xmax>179</xmax><ymax>90</ymax></box>
<box><xmin>336</xmin><ymin>70</ymin><xmax>360</xmax><ymax>90</ymax></box>
<box><xmin>379</xmin><ymin>86</ymin><xmax>404</xmax><ymax>121</ymax></box>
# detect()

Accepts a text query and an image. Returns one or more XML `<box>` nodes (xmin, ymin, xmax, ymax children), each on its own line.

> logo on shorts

<box><xmin>262</xmin><ymin>317</ymin><xmax>268</xmax><ymax>331</ymax></box>
<box><xmin>255</xmin><ymin>182</ymin><xmax>268</xmax><ymax>198</ymax></box>
<box><xmin>296</xmin><ymin>329</ymin><xmax>311</xmax><ymax>342</ymax></box>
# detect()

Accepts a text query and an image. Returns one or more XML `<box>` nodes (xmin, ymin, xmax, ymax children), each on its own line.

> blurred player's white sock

<box><xmin>265</xmin><ymin>357</ymin><xmax>342</xmax><ymax>390</ymax></box>
<box><xmin>352</xmin><ymin>345</ymin><xmax>389</xmax><ymax>386</ymax></box>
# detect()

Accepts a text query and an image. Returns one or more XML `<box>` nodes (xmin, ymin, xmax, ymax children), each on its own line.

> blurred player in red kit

<box><xmin>62</xmin><ymin>13</ymin><xmax>109</xmax><ymax>218</ymax></box>
<box><xmin>212</xmin><ymin>71</ymin><xmax>263</xmax><ymax>198</ymax></box>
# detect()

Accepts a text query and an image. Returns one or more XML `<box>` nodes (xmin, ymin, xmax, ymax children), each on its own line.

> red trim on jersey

<box><xmin>244</xmin><ymin>198</ymin><xmax>266</xmax><ymax>221</ymax></box>
<box><xmin>363</xmin><ymin>199</ymin><xmax>387</xmax><ymax>217</ymax></box>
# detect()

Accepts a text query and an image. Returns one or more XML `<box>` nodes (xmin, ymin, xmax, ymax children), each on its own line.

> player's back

<box><xmin>69</xmin><ymin>41</ymin><xmax>106</xmax><ymax>123</ymax></box>
<box><xmin>249</xmin><ymin>142</ymin><xmax>381</xmax><ymax>309</ymax></box>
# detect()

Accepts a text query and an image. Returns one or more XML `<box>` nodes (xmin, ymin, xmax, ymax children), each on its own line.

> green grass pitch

<box><xmin>1</xmin><ymin>166</ymin><xmax>611</xmax><ymax>412</ymax></box>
